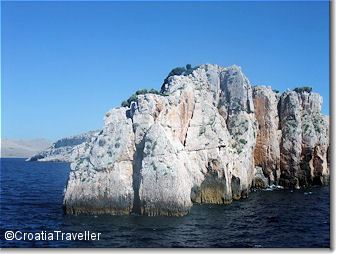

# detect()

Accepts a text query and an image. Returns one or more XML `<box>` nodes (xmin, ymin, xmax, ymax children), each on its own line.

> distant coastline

<box><xmin>1</xmin><ymin>139</ymin><xmax>50</xmax><ymax>158</ymax></box>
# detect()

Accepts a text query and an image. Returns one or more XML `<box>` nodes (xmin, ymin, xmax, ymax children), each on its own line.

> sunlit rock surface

<box><xmin>63</xmin><ymin>64</ymin><xmax>329</xmax><ymax>216</ymax></box>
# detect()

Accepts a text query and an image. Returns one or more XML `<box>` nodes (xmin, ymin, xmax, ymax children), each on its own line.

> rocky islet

<box><xmin>34</xmin><ymin>64</ymin><xmax>328</xmax><ymax>216</ymax></box>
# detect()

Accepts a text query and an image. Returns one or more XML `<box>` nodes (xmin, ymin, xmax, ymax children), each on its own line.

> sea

<box><xmin>0</xmin><ymin>158</ymin><xmax>330</xmax><ymax>248</ymax></box>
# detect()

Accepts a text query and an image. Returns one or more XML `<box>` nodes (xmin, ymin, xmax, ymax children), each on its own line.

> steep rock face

<box><xmin>139</xmin><ymin>123</ymin><xmax>194</xmax><ymax>216</ymax></box>
<box><xmin>279</xmin><ymin>91</ymin><xmax>329</xmax><ymax>187</ymax></box>
<box><xmin>63</xmin><ymin>108</ymin><xmax>135</xmax><ymax>215</ymax></box>
<box><xmin>253</xmin><ymin>86</ymin><xmax>281</xmax><ymax>185</ymax></box>
<box><xmin>63</xmin><ymin>64</ymin><xmax>329</xmax><ymax>216</ymax></box>
<box><xmin>26</xmin><ymin>131</ymin><xmax>99</xmax><ymax>162</ymax></box>
<box><xmin>219</xmin><ymin>65</ymin><xmax>257</xmax><ymax>199</ymax></box>
<box><xmin>279</xmin><ymin>91</ymin><xmax>303</xmax><ymax>188</ymax></box>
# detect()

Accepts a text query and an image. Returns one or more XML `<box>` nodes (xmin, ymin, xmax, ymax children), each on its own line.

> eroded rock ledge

<box><xmin>63</xmin><ymin>64</ymin><xmax>329</xmax><ymax>216</ymax></box>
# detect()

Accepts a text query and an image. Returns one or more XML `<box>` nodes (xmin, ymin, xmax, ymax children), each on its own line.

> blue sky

<box><xmin>2</xmin><ymin>1</ymin><xmax>329</xmax><ymax>140</ymax></box>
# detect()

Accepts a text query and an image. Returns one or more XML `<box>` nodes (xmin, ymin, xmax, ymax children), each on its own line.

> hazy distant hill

<box><xmin>26</xmin><ymin>130</ymin><xmax>99</xmax><ymax>162</ymax></box>
<box><xmin>1</xmin><ymin>139</ymin><xmax>51</xmax><ymax>158</ymax></box>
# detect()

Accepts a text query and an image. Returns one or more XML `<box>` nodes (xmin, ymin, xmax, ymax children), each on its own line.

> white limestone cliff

<box><xmin>62</xmin><ymin>64</ymin><xmax>329</xmax><ymax>216</ymax></box>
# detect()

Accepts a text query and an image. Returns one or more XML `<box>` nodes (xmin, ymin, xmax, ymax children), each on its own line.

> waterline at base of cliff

<box><xmin>1</xmin><ymin>158</ymin><xmax>329</xmax><ymax>248</ymax></box>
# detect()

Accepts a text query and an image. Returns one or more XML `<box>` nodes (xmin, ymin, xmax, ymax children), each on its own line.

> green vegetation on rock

<box><xmin>294</xmin><ymin>87</ymin><xmax>312</xmax><ymax>93</ymax></box>
<box><xmin>161</xmin><ymin>64</ymin><xmax>198</xmax><ymax>92</ymax></box>
<box><xmin>121</xmin><ymin>64</ymin><xmax>200</xmax><ymax>107</ymax></box>
<box><xmin>121</xmin><ymin>88</ymin><xmax>161</xmax><ymax>107</ymax></box>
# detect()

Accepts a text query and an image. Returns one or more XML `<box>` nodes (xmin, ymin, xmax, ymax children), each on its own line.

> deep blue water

<box><xmin>0</xmin><ymin>158</ymin><xmax>330</xmax><ymax>248</ymax></box>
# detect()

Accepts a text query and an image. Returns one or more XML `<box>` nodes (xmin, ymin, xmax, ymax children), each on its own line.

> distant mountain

<box><xmin>1</xmin><ymin>139</ymin><xmax>51</xmax><ymax>158</ymax></box>
<box><xmin>26</xmin><ymin>130</ymin><xmax>100</xmax><ymax>162</ymax></box>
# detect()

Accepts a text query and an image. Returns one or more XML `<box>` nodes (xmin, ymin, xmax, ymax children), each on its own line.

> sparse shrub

<box><xmin>185</xmin><ymin>64</ymin><xmax>198</xmax><ymax>76</ymax></box>
<box><xmin>161</xmin><ymin>64</ymin><xmax>198</xmax><ymax>92</ymax></box>
<box><xmin>199</xmin><ymin>126</ymin><xmax>206</xmax><ymax>136</ymax></box>
<box><xmin>148</xmin><ymin>88</ymin><xmax>161</xmax><ymax>95</ymax></box>
<box><xmin>135</xmin><ymin>89</ymin><xmax>148</xmax><ymax>95</ymax></box>
<box><xmin>169</xmin><ymin>67</ymin><xmax>186</xmax><ymax>76</ymax></box>
<box><xmin>314</xmin><ymin>125</ymin><xmax>321</xmax><ymax>133</ymax></box>
<box><xmin>239</xmin><ymin>139</ymin><xmax>247</xmax><ymax>145</ymax></box>
<box><xmin>121</xmin><ymin>101</ymin><xmax>128</xmax><ymax>107</ymax></box>
<box><xmin>294</xmin><ymin>87</ymin><xmax>312</xmax><ymax>93</ymax></box>
<box><xmin>121</xmin><ymin>88</ymin><xmax>161</xmax><ymax>107</ymax></box>
<box><xmin>98</xmin><ymin>139</ymin><xmax>106</xmax><ymax>147</ymax></box>
<box><xmin>121</xmin><ymin>64</ymin><xmax>200</xmax><ymax>104</ymax></box>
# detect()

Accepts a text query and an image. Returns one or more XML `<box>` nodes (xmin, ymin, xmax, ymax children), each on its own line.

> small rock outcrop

<box><xmin>26</xmin><ymin>131</ymin><xmax>99</xmax><ymax>162</ymax></box>
<box><xmin>63</xmin><ymin>64</ymin><xmax>329</xmax><ymax>216</ymax></box>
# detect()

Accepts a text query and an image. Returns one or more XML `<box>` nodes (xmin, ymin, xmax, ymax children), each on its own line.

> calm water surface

<box><xmin>0</xmin><ymin>158</ymin><xmax>330</xmax><ymax>248</ymax></box>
